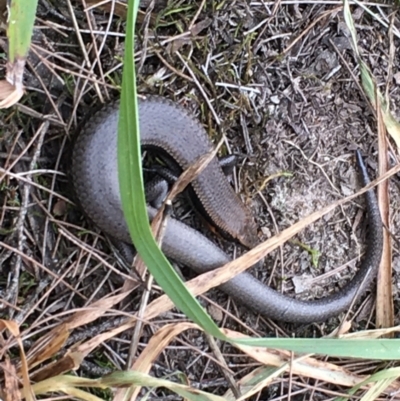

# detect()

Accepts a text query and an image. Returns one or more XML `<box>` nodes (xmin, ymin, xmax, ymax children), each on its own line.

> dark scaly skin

<box><xmin>73</xmin><ymin>96</ymin><xmax>258</xmax><ymax>248</ymax></box>
<box><xmin>71</xmin><ymin>96</ymin><xmax>383</xmax><ymax>323</ymax></box>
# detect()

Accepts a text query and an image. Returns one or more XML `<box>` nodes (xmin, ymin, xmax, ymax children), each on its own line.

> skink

<box><xmin>71</xmin><ymin>95</ymin><xmax>383</xmax><ymax>323</ymax></box>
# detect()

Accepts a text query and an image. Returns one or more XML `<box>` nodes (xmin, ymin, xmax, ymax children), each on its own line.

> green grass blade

<box><xmin>343</xmin><ymin>0</ymin><xmax>400</xmax><ymax>149</ymax></box>
<box><xmin>233</xmin><ymin>337</ymin><xmax>400</xmax><ymax>359</ymax></box>
<box><xmin>118</xmin><ymin>0</ymin><xmax>223</xmax><ymax>338</ymax></box>
<box><xmin>118</xmin><ymin>0</ymin><xmax>400</xmax><ymax>359</ymax></box>
<box><xmin>32</xmin><ymin>372</ymin><xmax>227</xmax><ymax>401</ymax></box>
<box><xmin>335</xmin><ymin>366</ymin><xmax>400</xmax><ymax>401</ymax></box>
<box><xmin>0</xmin><ymin>0</ymin><xmax>39</xmax><ymax>108</ymax></box>
<box><xmin>7</xmin><ymin>0</ymin><xmax>38</xmax><ymax>62</ymax></box>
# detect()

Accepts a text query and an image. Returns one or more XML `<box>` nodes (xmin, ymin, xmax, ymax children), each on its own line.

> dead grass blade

<box><xmin>85</xmin><ymin>0</ymin><xmax>128</xmax><ymax>18</ymax></box>
<box><xmin>168</xmin><ymin>137</ymin><xmax>225</xmax><ymax>202</ymax></box>
<box><xmin>77</xmin><ymin>324</ymin><xmax>400</xmax><ymax>400</ymax></box>
<box><xmin>25</xmin><ymin>323</ymin><xmax>70</xmax><ymax>371</ymax></box>
<box><xmin>17</xmin><ymin>155</ymin><xmax>400</xmax><ymax>383</ymax></box>
<box><xmin>30</xmin><ymin>350</ymin><xmax>85</xmax><ymax>383</ymax></box>
<box><xmin>342</xmin><ymin>0</ymin><xmax>397</xmax><ymax>329</ymax></box>
<box><xmin>32</xmin><ymin>372</ymin><xmax>227</xmax><ymax>401</ymax></box>
<box><xmin>343</xmin><ymin>0</ymin><xmax>400</xmax><ymax>150</ymax></box>
<box><xmin>26</xmin><ymin>290</ymin><xmax>137</xmax><ymax>381</ymax></box>
<box><xmin>343</xmin><ymin>325</ymin><xmax>400</xmax><ymax>339</ymax></box>
<box><xmin>376</xmin><ymin>94</ymin><xmax>394</xmax><ymax>331</ymax></box>
<box><xmin>39</xmin><ymin>161</ymin><xmax>400</xmax><ymax>381</ymax></box>
<box><xmin>0</xmin><ymin>320</ymin><xmax>34</xmax><ymax>401</ymax></box>
<box><xmin>1</xmin><ymin>356</ymin><xmax>21</xmax><ymax>401</ymax></box>
<box><xmin>114</xmin><ymin>322</ymin><xmax>199</xmax><ymax>401</ymax></box>
<box><xmin>85</xmin><ymin>0</ymin><xmax>157</xmax><ymax>25</ymax></box>
<box><xmin>0</xmin><ymin>78</ymin><xmax>24</xmax><ymax>108</ymax></box>
<box><xmin>224</xmin><ymin>365</ymin><xmax>289</xmax><ymax>401</ymax></box>
<box><xmin>143</xmin><ymin>162</ymin><xmax>400</xmax><ymax>317</ymax></box>
<box><xmin>28</xmin><ymin>375</ymin><xmax>106</xmax><ymax>401</ymax></box>
<box><xmin>222</xmin><ymin>329</ymin><xmax>400</xmax><ymax>395</ymax></box>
